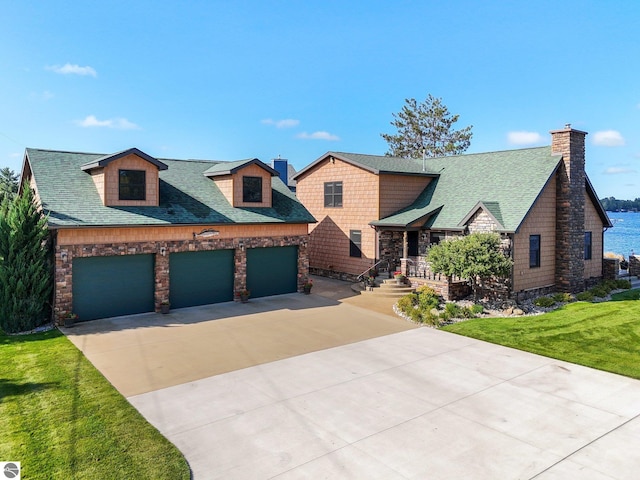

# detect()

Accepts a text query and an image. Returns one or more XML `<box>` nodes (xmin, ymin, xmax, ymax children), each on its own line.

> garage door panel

<box><xmin>73</xmin><ymin>254</ymin><xmax>155</xmax><ymax>321</ymax></box>
<box><xmin>169</xmin><ymin>250</ymin><xmax>234</xmax><ymax>308</ymax></box>
<box><xmin>247</xmin><ymin>246</ymin><xmax>298</xmax><ymax>298</ymax></box>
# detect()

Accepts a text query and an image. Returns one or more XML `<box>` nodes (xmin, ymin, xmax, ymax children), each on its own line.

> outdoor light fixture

<box><xmin>238</xmin><ymin>240</ymin><xmax>244</xmax><ymax>251</ymax></box>
<box><xmin>60</xmin><ymin>251</ymin><xmax>68</xmax><ymax>262</ymax></box>
<box><xmin>160</xmin><ymin>247</ymin><xmax>166</xmax><ymax>257</ymax></box>
<box><xmin>193</xmin><ymin>228</ymin><xmax>220</xmax><ymax>239</ymax></box>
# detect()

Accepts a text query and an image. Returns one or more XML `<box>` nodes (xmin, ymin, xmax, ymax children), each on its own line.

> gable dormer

<box><xmin>459</xmin><ymin>201</ymin><xmax>505</xmax><ymax>233</ymax></box>
<box><xmin>81</xmin><ymin>148</ymin><xmax>168</xmax><ymax>207</ymax></box>
<box><xmin>203</xmin><ymin>158</ymin><xmax>278</xmax><ymax>208</ymax></box>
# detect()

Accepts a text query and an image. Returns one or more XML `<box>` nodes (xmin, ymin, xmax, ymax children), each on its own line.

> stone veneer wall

<box><xmin>552</xmin><ymin>126</ymin><xmax>587</xmax><ymax>293</ymax></box>
<box><xmin>54</xmin><ymin>234</ymin><xmax>309</xmax><ymax>323</ymax></box>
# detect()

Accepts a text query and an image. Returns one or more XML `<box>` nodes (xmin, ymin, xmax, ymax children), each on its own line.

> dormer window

<box><xmin>243</xmin><ymin>176</ymin><xmax>262</xmax><ymax>203</ymax></box>
<box><xmin>119</xmin><ymin>169</ymin><xmax>146</xmax><ymax>201</ymax></box>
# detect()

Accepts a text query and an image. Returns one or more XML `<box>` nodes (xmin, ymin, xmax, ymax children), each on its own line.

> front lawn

<box><xmin>442</xmin><ymin>293</ymin><xmax>640</xmax><ymax>379</ymax></box>
<box><xmin>0</xmin><ymin>329</ymin><xmax>190</xmax><ymax>479</ymax></box>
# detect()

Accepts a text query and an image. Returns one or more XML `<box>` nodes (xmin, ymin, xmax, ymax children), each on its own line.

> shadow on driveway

<box><xmin>62</xmin><ymin>276</ymin><xmax>416</xmax><ymax>397</ymax></box>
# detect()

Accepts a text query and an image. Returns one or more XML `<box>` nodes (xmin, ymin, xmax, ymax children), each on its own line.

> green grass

<box><xmin>442</xmin><ymin>292</ymin><xmax>640</xmax><ymax>379</ymax></box>
<box><xmin>0</xmin><ymin>329</ymin><xmax>190</xmax><ymax>479</ymax></box>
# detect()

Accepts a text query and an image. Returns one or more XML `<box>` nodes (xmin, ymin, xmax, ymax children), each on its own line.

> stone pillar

<box><xmin>630</xmin><ymin>255</ymin><xmax>640</xmax><ymax>277</ymax></box>
<box><xmin>234</xmin><ymin>243</ymin><xmax>247</xmax><ymax>300</ymax></box>
<box><xmin>154</xmin><ymin>249</ymin><xmax>170</xmax><ymax>310</ymax></box>
<box><xmin>552</xmin><ymin>125</ymin><xmax>587</xmax><ymax>292</ymax></box>
<box><xmin>602</xmin><ymin>258</ymin><xmax>618</xmax><ymax>280</ymax></box>
<box><xmin>402</xmin><ymin>231</ymin><xmax>408</xmax><ymax>259</ymax></box>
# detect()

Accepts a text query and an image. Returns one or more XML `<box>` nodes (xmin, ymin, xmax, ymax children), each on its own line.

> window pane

<box><xmin>350</xmin><ymin>230</ymin><xmax>362</xmax><ymax>258</ymax></box>
<box><xmin>243</xmin><ymin>176</ymin><xmax>262</xmax><ymax>203</ymax></box>
<box><xmin>584</xmin><ymin>232</ymin><xmax>592</xmax><ymax>260</ymax></box>
<box><xmin>119</xmin><ymin>170</ymin><xmax>146</xmax><ymax>200</ymax></box>
<box><xmin>529</xmin><ymin>235</ymin><xmax>540</xmax><ymax>268</ymax></box>
<box><xmin>324</xmin><ymin>181</ymin><xmax>343</xmax><ymax>207</ymax></box>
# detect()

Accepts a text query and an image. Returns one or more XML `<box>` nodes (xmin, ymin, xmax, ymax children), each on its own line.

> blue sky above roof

<box><xmin>1</xmin><ymin>1</ymin><xmax>639</xmax><ymax>199</ymax></box>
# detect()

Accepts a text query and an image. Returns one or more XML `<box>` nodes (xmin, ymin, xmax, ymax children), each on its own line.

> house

<box><xmin>20</xmin><ymin>147</ymin><xmax>315</xmax><ymax>323</ymax></box>
<box><xmin>294</xmin><ymin>125</ymin><xmax>612</xmax><ymax>299</ymax></box>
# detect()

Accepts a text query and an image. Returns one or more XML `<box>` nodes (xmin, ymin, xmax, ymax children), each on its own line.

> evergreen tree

<box><xmin>0</xmin><ymin>167</ymin><xmax>19</xmax><ymax>211</ymax></box>
<box><xmin>427</xmin><ymin>232</ymin><xmax>512</xmax><ymax>300</ymax></box>
<box><xmin>381</xmin><ymin>94</ymin><xmax>473</xmax><ymax>159</ymax></box>
<box><xmin>0</xmin><ymin>182</ymin><xmax>52</xmax><ymax>333</ymax></box>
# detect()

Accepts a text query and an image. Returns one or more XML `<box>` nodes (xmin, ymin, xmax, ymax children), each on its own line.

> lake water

<box><xmin>604</xmin><ymin>211</ymin><xmax>640</xmax><ymax>258</ymax></box>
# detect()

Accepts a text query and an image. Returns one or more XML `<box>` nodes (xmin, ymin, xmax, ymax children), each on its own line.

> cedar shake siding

<box><xmin>378</xmin><ymin>174</ymin><xmax>432</xmax><ymax>219</ymax></box>
<box><xmin>296</xmin><ymin>157</ymin><xmax>380</xmax><ymax>276</ymax></box>
<box><xmin>512</xmin><ymin>175</ymin><xmax>557</xmax><ymax>292</ymax></box>
<box><xmin>584</xmin><ymin>191</ymin><xmax>605</xmax><ymax>280</ymax></box>
<box><xmin>103</xmin><ymin>154</ymin><xmax>160</xmax><ymax>207</ymax></box>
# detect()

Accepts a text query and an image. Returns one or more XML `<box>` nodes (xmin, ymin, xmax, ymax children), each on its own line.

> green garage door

<box><xmin>246</xmin><ymin>246</ymin><xmax>298</xmax><ymax>298</ymax></box>
<box><xmin>169</xmin><ymin>250</ymin><xmax>234</xmax><ymax>308</ymax></box>
<box><xmin>73</xmin><ymin>254</ymin><xmax>155</xmax><ymax>321</ymax></box>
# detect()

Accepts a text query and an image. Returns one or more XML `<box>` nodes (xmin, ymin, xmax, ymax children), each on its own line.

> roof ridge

<box><xmin>27</xmin><ymin>147</ymin><xmax>105</xmax><ymax>156</ymax></box>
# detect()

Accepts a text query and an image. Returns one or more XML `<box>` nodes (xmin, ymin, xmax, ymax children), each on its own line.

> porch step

<box><xmin>359</xmin><ymin>278</ymin><xmax>414</xmax><ymax>298</ymax></box>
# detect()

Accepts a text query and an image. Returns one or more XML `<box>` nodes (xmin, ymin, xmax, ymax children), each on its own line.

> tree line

<box><xmin>599</xmin><ymin>197</ymin><xmax>640</xmax><ymax>212</ymax></box>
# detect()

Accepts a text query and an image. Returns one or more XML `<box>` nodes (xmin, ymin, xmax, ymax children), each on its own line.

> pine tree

<box><xmin>0</xmin><ymin>182</ymin><xmax>52</xmax><ymax>333</ymax></box>
<box><xmin>381</xmin><ymin>94</ymin><xmax>473</xmax><ymax>159</ymax></box>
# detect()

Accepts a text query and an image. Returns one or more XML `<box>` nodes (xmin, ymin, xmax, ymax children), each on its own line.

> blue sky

<box><xmin>1</xmin><ymin>1</ymin><xmax>639</xmax><ymax>198</ymax></box>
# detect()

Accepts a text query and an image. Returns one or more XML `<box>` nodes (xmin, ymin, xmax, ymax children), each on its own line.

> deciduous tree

<box><xmin>427</xmin><ymin>232</ymin><xmax>512</xmax><ymax>300</ymax></box>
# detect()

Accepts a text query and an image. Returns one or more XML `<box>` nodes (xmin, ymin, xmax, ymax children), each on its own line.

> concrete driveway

<box><xmin>64</xmin><ymin>277</ymin><xmax>640</xmax><ymax>479</ymax></box>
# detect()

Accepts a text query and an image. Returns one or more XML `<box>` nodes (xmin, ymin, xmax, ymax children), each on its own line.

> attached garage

<box><xmin>73</xmin><ymin>254</ymin><xmax>155</xmax><ymax>321</ymax></box>
<box><xmin>169</xmin><ymin>250</ymin><xmax>235</xmax><ymax>308</ymax></box>
<box><xmin>246</xmin><ymin>246</ymin><xmax>298</xmax><ymax>298</ymax></box>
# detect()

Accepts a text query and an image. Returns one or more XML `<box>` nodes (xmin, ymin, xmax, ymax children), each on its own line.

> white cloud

<box><xmin>77</xmin><ymin>115</ymin><xmax>140</xmax><ymax>130</ymax></box>
<box><xmin>603</xmin><ymin>167</ymin><xmax>636</xmax><ymax>175</ymax></box>
<box><xmin>507</xmin><ymin>131</ymin><xmax>543</xmax><ymax>145</ymax></box>
<box><xmin>261</xmin><ymin>118</ymin><xmax>300</xmax><ymax>128</ymax></box>
<box><xmin>592</xmin><ymin>130</ymin><xmax>625</xmax><ymax>146</ymax></box>
<box><xmin>297</xmin><ymin>131</ymin><xmax>340</xmax><ymax>141</ymax></box>
<box><xmin>47</xmin><ymin>63</ymin><xmax>97</xmax><ymax>77</ymax></box>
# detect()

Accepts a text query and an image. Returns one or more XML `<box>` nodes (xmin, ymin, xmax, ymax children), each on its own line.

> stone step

<box><xmin>360</xmin><ymin>288</ymin><xmax>413</xmax><ymax>298</ymax></box>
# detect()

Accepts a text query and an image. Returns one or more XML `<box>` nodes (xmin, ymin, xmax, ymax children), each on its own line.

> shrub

<box><xmin>589</xmin><ymin>286</ymin><xmax>609</xmax><ymax>298</ymax></box>
<box><xmin>615</xmin><ymin>279</ymin><xmax>632</xmax><ymax>290</ymax></box>
<box><xmin>552</xmin><ymin>292</ymin><xmax>573</xmax><ymax>303</ymax></box>
<box><xmin>419</xmin><ymin>292</ymin><xmax>439</xmax><ymax>311</ymax></box>
<box><xmin>409</xmin><ymin>308</ymin><xmax>422</xmax><ymax>323</ymax></box>
<box><xmin>422</xmin><ymin>309</ymin><xmax>441</xmax><ymax>327</ymax></box>
<box><xmin>416</xmin><ymin>285</ymin><xmax>440</xmax><ymax>310</ymax></box>
<box><xmin>444</xmin><ymin>302</ymin><xmax>462</xmax><ymax>318</ymax></box>
<box><xmin>471</xmin><ymin>304</ymin><xmax>484</xmax><ymax>315</ymax></box>
<box><xmin>439</xmin><ymin>310</ymin><xmax>451</xmax><ymax>322</ymax></box>
<box><xmin>397</xmin><ymin>293</ymin><xmax>418</xmax><ymax>314</ymax></box>
<box><xmin>461</xmin><ymin>306</ymin><xmax>475</xmax><ymax>318</ymax></box>
<box><xmin>533</xmin><ymin>296</ymin><xmax>556</xmax><ymax>308</ymax></box>
<box><xmin>576</xmin><ymin>291</ymin><xmax>594</xmax><ymax>302</ymax></box>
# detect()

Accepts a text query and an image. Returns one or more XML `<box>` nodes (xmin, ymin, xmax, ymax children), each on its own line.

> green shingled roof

<box><xmin>25</xmin><ymin>148</ymin><xmax>316</xmax><ymax>227</ymax></box>
<box><xmin>369</xmin><ymin>146</ymin><xmax>562</xmax><ymax>232</ymax></box>
<box><xmin>294</xmin><ymin>151</ymin><xmax>440</xmax><ymax>179</ymax></box>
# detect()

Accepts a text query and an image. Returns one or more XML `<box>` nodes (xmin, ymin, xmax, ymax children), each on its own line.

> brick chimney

<box><xmin>551</xmin><ymin>124</ymin><xmax>587</xmax><ymax>293</ymax></box>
